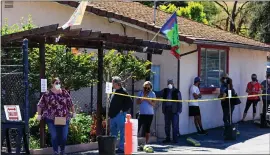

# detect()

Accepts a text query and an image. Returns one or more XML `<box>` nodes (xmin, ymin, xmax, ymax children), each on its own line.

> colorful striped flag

<box><xmin>160</xmin><ymin>12</ymin><xmax>180</xmax><ymax>59</ymax></box>
<box><xmin>61</xmin><ymin>1</ymin><xmax>89</xmax><ymax>29</ymax></box>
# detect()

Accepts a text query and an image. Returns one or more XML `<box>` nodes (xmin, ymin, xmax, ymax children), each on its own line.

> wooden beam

<box><xmin>63</xmin><ymin>28</ymin><xmax>82</xmax><ymax>37</ymax></box>
<box><xmin>2</xmin><ymin>24</ymin><xmax>59</xmax><ymax>43</ymax></box>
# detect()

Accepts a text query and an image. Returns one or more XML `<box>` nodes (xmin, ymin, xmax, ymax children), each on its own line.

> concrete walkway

<box><xmin>69</xmin><ymin>121</ymin><xmax>270</xmax><ymax>154</ymax></box>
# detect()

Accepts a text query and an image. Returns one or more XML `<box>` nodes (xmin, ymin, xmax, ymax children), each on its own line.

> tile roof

<box><xmin>58</xmin><ymin>0</ymin><xmax>270</xmax><ymax>51</ymax></box>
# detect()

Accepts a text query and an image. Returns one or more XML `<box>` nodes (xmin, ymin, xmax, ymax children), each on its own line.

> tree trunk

<box><xmin>230</xmin><ymin>1</ymin><xmax>238</xmax><ymax>33</ymax></box>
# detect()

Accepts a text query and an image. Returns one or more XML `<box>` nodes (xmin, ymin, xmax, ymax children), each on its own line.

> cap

<box><xmin>194</xmin><ymin>77</ymin><xmax>201</xmax><ymax>83</ymax></box>
<box><xmin>167</xmin><ymin>79</ymin><xmax>173</xmax><ymax>84</ymax></box>
<box><xmin>222</xmin><ymin>73</ymin><xmax>229</xmax><ymax>78</ymax></box>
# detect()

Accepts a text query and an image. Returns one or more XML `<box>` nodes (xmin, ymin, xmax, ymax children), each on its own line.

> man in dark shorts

<box><xmin>189</xmin><ymin>77</ymin><xmax>207</xmax><ymax>135</ymax></box>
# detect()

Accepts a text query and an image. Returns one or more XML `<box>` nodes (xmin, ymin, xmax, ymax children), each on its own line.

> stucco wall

<box><xmin>2</xmin><ymin>2</ymin><xmax>268</xmax><ymax>137</ymax></box>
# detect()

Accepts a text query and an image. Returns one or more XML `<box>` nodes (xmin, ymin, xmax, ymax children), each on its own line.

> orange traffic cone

<box><xmin>125</xmin><ymin>114</ymin><xmax>132</xmax><ymax>155</ymax></box>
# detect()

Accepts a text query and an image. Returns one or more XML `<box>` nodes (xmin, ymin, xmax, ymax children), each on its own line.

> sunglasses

<box><xmin>55</xmin><ymin>82</ymin><xmax>61</xmax><ymax>85</ymax></box>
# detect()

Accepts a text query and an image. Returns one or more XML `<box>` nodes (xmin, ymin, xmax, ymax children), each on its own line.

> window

<box><xmin>150</xmin><ymin>65</ymin><xmax>160</xmax><ymax>91</ymax></box>
<box><xmin>4</xmin><ymin>1</ymin><xmax>13</xmax><ymax>8</ymax></box>
<box><xmin>199</xmin><ymin>45</ymin><xmax>229</xmax><ymax>89</ymax></box>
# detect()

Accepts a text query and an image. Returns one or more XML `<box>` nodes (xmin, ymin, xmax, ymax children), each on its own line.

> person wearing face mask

<box><xmin>241</xmin><ymin>74</ymin><xmax>261</xmax><ymax>122</ymax></box>
<box><xmin>156</xmin><ymin>79</ymin><xmax>182</xmax><ymax>143</ymax></box>
<box><xmin>108</xmin><ymin>76</ymin><xmax>133</xmax><ymax>153</ymax></box>
<box><xmin>260</xmin><ymin>74</ymin><xmax>270</xmax><ymax>126</ymax></box>
<box><xmin>219</xmin><ymin>74</ymin><xmax>238</xmax><ymax>126</ymax></box>
<box><xmin>37</xmin><ymin>77</ymin><xmax>76</xmax><ymax>155</ymax></box>
<box><xmin>136</xmin><ymin>81</ymin><xmax>156</xmax><ymax>144</ymax></box>
<box><xmin>189</xmin><ymin>77</ymin><xmax>207</xmax><ymax>135</ymax></box>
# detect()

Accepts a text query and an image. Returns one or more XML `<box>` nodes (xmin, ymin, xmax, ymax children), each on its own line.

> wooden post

<box><xmin>39</xmin><ymin>40</ymin><xmax>46</xmax><ymax>148</ymax></box>
<box><xmin>96</xmin><ymin>42</ymin><xmax>104</xmax><ymax>136</ymax></box>
<box><xmin>146</xmin><ymin>53</ymin><xmax>152</xmax><ymax>81</ymax></box>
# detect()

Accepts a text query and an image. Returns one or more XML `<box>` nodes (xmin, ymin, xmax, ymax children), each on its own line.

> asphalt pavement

<box><xmin>69</xmin><ymin>121</ymin><xmax>269</xmax><ymax>154</ymax></box>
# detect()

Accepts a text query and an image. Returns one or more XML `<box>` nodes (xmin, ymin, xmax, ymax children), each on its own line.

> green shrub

<box><xmin>67</xmin><ymin>113</ymin><xmax>92</xmax><ymax>144</ymax></box>
<box><xmin>29</xmin><ymin>113</ymin><xmax>92</xmax><ymax>148</ymax></box>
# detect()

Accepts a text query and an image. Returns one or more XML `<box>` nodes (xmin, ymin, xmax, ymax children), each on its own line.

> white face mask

<box><xmin>168</xmin><ymin>84</ymin><xmax>173</xmax><ymax>89</ymax></box>
<box><xmin>55</xmin><ymin>84</ymin><xmax>61</xmax><ymax>90</ymax></box>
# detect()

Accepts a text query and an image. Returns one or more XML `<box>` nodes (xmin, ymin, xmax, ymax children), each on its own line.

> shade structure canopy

<box><xmin>2</xmin><ymin>23</ymin><xmax>171</xmax><ymax>54</ymax></box>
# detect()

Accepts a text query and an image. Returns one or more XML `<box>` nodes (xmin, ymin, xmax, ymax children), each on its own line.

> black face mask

<box><xmin>144</xmin><ymin>87</ymin><xmax>150</xmax><ymax>92</ymax></box>
<box><xmin>252</xmin><ymin>78</ymin><xmax>257</xmax><ymax>82</ymax></box>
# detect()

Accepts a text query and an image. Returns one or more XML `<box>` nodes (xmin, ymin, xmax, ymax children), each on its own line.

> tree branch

<box><xmin>222</xmin><ymin>1</ymin><xmax>228</xmax><ymax>12</ymax></box>
<box><xmin>215</xmin><ymin>24</ymin><xmax>224</xmax><ymax>30</ymax></box>
<box><xmin>235</xmin><ymin>1</ymin><xmax>249</xmax><ymax>18</ymax></box>
<box><xmin>214</xmin><ymin>1</ymin><xmax>230</xmax><ymax>16</ymax></box>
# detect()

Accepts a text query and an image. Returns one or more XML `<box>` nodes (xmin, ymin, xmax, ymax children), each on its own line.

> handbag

<box><xmin>54</xmin><ymin>117</ymin><xmax>67</xmax><ymax>125</ymax></box>
<box><xmin>231</xmin><ymin>93</ymin><xmax>241</xmax><ymax>105</ymax></box>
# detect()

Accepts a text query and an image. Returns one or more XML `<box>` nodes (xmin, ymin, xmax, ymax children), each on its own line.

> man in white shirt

<box><xmin>189</xmin><ymin>77</ymin><xmax>207</xmax><ymax>135</ymax></box>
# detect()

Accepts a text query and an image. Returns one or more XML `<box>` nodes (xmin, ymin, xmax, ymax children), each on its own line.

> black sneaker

<box><xmin>116</xmin><ymin>149</ymin><xmax>124</xmax><ymax>154</ymax></box>
<box><xmin>162</xmin><ymin>139</ymin><xmax>171</xmax><ymax>143</ymax></box>
<box><xmin>202</xmin><ymin>130</ymin><xmax>208</xmax><ymax>135</ymax></box>
<box><xmin>198</xmin><ymin>131</ymin><xmax>208</xmax><ymax>135</ymax></box>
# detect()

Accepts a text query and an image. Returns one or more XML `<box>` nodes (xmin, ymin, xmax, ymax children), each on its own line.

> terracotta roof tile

<box><xmin>61</xmin><ymin>1</ymin><xmax>270</xmax><ymax>50</ymax></box>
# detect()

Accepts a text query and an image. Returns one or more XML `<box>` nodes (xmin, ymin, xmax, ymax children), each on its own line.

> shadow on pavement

<box><xmin>153</xmin><ymin>121</ymin><xmax>270</xmax><ymax>152</ymax></box>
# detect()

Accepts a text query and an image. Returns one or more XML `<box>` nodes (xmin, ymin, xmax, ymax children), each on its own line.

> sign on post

<box><xmin>41</xmin><ymin>79</ymin><xmax>47</xmax><ymax>93</ymax></box>
<box><xmin>105</xmin><ymin>82</ymin><xmax>113</xmax><ymax>94</ymax></box>
<box><xmin>228</xmin><ymin>90</ymin><xmax>232</xmax><ymax>98</ymax></box>
<box><xmin>4</xmin><ymin>105</ymin><xmax>22</xmax><ymax>121</ymax></box>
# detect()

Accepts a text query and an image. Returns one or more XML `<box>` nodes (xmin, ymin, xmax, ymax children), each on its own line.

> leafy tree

<box><xmin>199</xmin><ymin>1</ymin><xmax>220</xmax><ymax>24</ymax></box>
<box><xmin>159</xmin><ymin>2</ymin><xmax>208</xmax><ymax>24</ymax></box>
<box><xmin>103</xmin><ymin>50</ymin><xmax>152</xmax><ymax>83</ymax></box>
<box><xmin>249</xmin><ymin>2</ymin><xmax>270</xmax><ymax>43</ymax></box>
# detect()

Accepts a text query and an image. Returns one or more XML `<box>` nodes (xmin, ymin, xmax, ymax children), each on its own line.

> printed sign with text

<box><xmin>4</xmin><ymin>105</ymin><xmax>22</xmax><ymax>121</ymax></box>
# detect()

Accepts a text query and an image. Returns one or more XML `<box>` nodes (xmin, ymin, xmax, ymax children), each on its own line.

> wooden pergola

<box><xmin>1</xmin><ymin>23</ymin><xmax>171</xmax><ymax>147</ymax></box>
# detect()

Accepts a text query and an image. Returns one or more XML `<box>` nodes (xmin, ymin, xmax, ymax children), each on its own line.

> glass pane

<box><xmin>206</xmin><ymin>49</ymin><xmax>220</xmax><ymax>87</ymax></box>
<box><xmin>150</xmin><ymin>65</ymin><xmax>160</xmax><ymax>91</ymax></box>
<box><xmin>200</xmin><ymin>49</ymin><xmax>227</xmax><ymax>88</ymax></box>
<box><xmin>200</xmin><ymin>48</ymin><xmax>207</xmax><ymax>87</ymax></box>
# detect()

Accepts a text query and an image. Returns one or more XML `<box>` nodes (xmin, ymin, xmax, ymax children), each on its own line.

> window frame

<box><xmin>198</xmin><ymin>44</ymin><xmax>229</xmax><ymax>94</ymax></box>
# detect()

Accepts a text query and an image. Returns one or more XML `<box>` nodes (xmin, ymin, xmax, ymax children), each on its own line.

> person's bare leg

<box><xmin>194</xmin><ymin>116</ymin><xmax>201</xmax><ymax>133</ymax></box>
<box><xmin>198</xmin><ymin>116</ymin><xmax>207</xmax><ymax>134</ymax></box>
<box><xmin>145</xmin><ymin>133</ymin><xmax>150</xmax><ymax>144</ymax></box>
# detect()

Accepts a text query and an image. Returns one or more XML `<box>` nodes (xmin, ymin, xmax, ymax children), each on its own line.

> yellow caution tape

<box><xmin>110</xmin><ymin>92</ymin><xmax>270</xmax><ymax>103</ymax></box>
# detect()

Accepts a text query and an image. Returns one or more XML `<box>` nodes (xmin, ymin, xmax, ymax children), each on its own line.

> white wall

<box><xmin>3</xmin><ymin>2</ymin><xmax>268</xmax><ymax>137</ymax></box>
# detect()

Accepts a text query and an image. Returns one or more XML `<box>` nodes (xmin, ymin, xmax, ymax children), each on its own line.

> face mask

<box><xmin>144</xmin><ymin>87</ymin><xmax>150</xmax><ymax>92</ymax></box>
<box><xmin>168</xmin><ymin>84</ymin><xmax>173</xmax><ymax>89</ymax></box>
<box><xmin>223</xmin><ymin>78</ymin><xmax>227</xmax><ymax>83</ymax></box>
<box><xmin>252</xmin><ymin>78</ymin><xmax>257</xmax><ymax>82</ymax></box>
<box><xmin>268</xmin><ymin>79</ymin><xmax>270</xmax><ymax>83</ymax></box>
<box><xmin>55</xmin><ymin>84</ymin><xmax>61</xmax><ymax>90</ymax></box>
